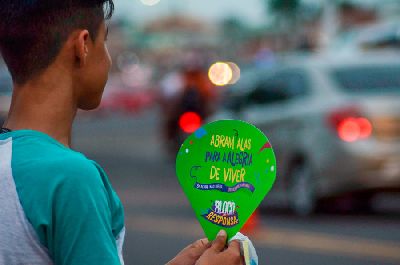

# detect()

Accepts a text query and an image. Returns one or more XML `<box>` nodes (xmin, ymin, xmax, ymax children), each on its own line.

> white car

<box><xmin>327</xmin><ymin>20</ymin><xmax>400</xmax><ymax>55</ymax></box>
<box><xmin>211</xmin><ymin>53</ymin><xmax>400</xmax><ymax>215</ymax></box>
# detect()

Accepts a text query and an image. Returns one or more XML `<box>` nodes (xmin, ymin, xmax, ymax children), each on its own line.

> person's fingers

<box><xmin>226</xmin><ymin>240</ymin><xmax>243</xmax><ymax>264</ymax></box>
<box><xmin>192</xmin><ymin>238</ymin><xmax>211</xmax><ymax>252</ymax></box>
<box><xmin>227</xmin><ymin>240</ymin><xmax>241</xmax><ymax>253</ymax></box>
<box><xmin>199</xmin><ymin>238</ymin><xmax>210</xmax><ymax>248</ymax></box>
<box><xmin>211</xmin><ymin>230</ymin><xmax>227</xmax><ymax>252</ymax></box>
<box><xmin>193</xmin><ymin>238</ymin><xmax>209</xmax><ymax>247</ymax></box>
<box><xmin>185</xmin><ymin>238</ymin><xmax>210</xmax><ymax>261</ymax></box>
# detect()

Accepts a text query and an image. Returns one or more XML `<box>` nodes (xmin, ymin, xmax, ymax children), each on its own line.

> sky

<box><xmin>114</xmin><ymin>0</ymin><xmax>398</xmax><ymax>27</ymax></box>
<box><xmin>115</xmin><ymin>0</ymin><xmax>268</xmax><ymax>26</ymax></box>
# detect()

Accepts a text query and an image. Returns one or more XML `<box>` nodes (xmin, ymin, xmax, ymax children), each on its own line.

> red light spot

<box><xmin>357</xmin><ymin>118</ymin><xmax>372</xmax><ymax>139</ymax></box>
<box><xmin>179</xmin><ymin>112</ymin><xmax>202</xmax><ymax>133</ymax></box>
<box><xmin>337</xmin><ymin>118</ymin><xmax>360</xmax><ymax>142</ymax></box>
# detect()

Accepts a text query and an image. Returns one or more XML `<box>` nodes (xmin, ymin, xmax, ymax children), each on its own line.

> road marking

<box><xmin>126</xmin><ymin>214</ymin><xmax>400</xmax><ymax>262</ymax></box>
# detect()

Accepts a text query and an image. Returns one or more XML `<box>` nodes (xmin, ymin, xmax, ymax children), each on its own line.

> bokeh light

<box><xmin>208</xmin><ymin>62</ymin><xmax>233</xmax><ymax>86</ymax></box>
<box><xmin>338</xmin><ymin>118</ymin><xmax>360</xmax><ymax>142</ymax></box>
<box><xmin>117</xmin><ymin>52</ymin><xmax>140</xmax><ymax>74</ymax></box>
<box><xmin>227</xmin><ymin>62</ymin><xmax>241</xmax><ymax>85</ymax></box>
<box><xmin>337</xmin><ymin>117</ymin><xmax>372</xmax><ymax>142</ymax></box>
<box><xmin>140</xmin><ymin>0</ymin><xmax>161</xmax><ymax>6</ymax></box>
<box><xmin>357</xmin><ymin>118</ymin><xmax>372</xmax><ymax>139</ymax></box>
<box><xmin>179</xmin><ymin>112</ymin><xmax>202</xmax><ymax>133</ymax></box>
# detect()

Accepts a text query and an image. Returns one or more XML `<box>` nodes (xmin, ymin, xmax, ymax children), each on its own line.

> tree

<box><xmin>269</xmin><ymin>0</ymin><xmax>300</xmax><ymax>14</ymax></box>
<box><xmin>265</xmin><ymin>0</ymin><xmax>301</xmax><ymax>31</ymax></box>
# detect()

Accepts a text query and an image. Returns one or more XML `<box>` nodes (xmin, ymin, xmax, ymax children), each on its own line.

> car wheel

<box><xmin>288</xmin><ymin>164</ymin><xmax>316</xmax><ymax>216</ymax></box>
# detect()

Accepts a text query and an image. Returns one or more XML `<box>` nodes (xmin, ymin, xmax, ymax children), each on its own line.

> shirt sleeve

<box><xmin>47</xmin><ymin>158</ymin><xmax>122</xmax><ymax>265</ymax></box>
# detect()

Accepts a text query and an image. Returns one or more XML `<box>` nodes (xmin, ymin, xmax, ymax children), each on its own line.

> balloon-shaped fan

<box><xmin>176</xmin><ymin>120</ymin><xmax>276</xmax><ymax>240</ymax></box>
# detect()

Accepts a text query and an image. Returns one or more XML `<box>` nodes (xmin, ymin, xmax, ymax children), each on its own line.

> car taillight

<box><xmin>356</xmin><ymin>117</ymin><xmax>373</xmax><ymax>139</ymax></box>
<box><xmin>328</xmin><ymin>106</ymin><xmax>372</xmax><ymax>142</ymax></box>
<box><xmin>179</xmin><ymin>112</ymin><xmax>202</xmax><ymax>133</ymax></box>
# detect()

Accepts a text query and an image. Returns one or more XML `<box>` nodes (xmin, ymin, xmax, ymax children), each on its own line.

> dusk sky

<box><xmin>114</xmin><ymin>0</ymin><xmax>391</xmax><ymax>26</ymax></box>
<box><xmin>115</xmin><ymin>0</ymin><xmax>268</xmax><ymax>26</ymax></box>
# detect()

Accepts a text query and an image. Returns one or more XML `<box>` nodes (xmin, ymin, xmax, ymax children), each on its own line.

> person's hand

<box><xmin>166</xmin><ymin>238</ymin><xmax>211</xmax><ymax>265</ymax></box>
<box><xmin>195</xmin><ymin>230</ymin><xmax>244</xmax><ymax>265</ymax></box>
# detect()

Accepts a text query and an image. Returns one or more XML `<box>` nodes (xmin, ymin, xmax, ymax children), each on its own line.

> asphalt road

<box><xmin>72</xmin><ymin>109</ymin><xmax>400</xmax><ymax>265</ymax></box>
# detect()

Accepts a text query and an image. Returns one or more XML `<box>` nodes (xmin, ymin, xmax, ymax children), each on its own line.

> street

<box><xmin>72</xmin><ymin>109</ymin><xmax>400</xmax><ymax>265</ymax></box>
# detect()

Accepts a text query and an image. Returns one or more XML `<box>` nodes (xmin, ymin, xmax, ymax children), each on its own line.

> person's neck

<box><xmin>3</xmin><ymin>69</ymin><xmax>78</xmax><ymax>148</ymax></box>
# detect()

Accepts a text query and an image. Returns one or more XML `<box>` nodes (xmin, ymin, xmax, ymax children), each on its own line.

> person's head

<box><xmin>0</xmin><ymin>0</ymin><xmax>114</xmax><ymax>110</ymax></box>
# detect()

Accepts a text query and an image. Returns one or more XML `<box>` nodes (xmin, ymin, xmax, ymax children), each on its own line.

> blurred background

<box><xmin>1</xmin><ymin>0</ymin><xmax>400</xmax><ymax>264</ymax></box>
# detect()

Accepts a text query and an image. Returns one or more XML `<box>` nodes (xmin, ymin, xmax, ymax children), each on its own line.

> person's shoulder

<box><xmin>14</xmin><ymin>139</ymin><xmax>102</xmax><ymax>189</ymax></box>
<box><xmin>31</xmin><ymin>152</ymin><xmax>111</xmax><ymax>211</ymax></box>
<box><xmin>10</xmin><ymin>131</ymin><xmax>88</xmax><ymax>167</ymax></box>
<box><xmin>43</xmin><ymin>151</ymin><xmax>101</xmax><ymax>186</ymax></box>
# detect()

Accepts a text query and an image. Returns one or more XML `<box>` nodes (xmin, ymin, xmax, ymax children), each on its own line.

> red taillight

<box><xmin>336</xmin><ymin>118</ymin><xmax>358</xmax><ymax>142</ymax></box>
<box><xmin>179</xmin><ymin>112</ymin><xmax>202</xmax><ymax>133</ymax></box>
<box><xmin>328</xmin><ymin>107</ymin><xmax>372</xmax><ymax>142</ymax></box>
<box><xmin>357</xmin><ymin>117</ymin><xmax>373</xmax><ymax>139</ymax></box>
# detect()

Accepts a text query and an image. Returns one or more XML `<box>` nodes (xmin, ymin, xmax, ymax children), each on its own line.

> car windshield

<box><xmin>331</xmin><ymin>65</ymin><xmax>400</xmax><ymax>94</ymax></box>
<box><xmin>222</xmin><ymin>68</ymin><xmax>264</xmax><ymax>111</ymax></box>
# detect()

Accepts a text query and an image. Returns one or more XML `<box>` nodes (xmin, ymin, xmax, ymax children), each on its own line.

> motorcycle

<box><xmin>165</xmin><ymin>86</ymin><xmax>206</xmax><ymax>157</ymax></box>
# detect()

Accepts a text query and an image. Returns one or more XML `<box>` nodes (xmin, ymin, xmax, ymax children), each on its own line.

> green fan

<box><xmin>176</xmin><ymin>120</ymin><xmax>276</xmax><ymax>240</ymax></box>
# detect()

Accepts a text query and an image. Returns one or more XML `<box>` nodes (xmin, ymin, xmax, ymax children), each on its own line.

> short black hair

<box><xmin>0</xmin><ymin>0</ymin><xmax>114</xmax><ymax>85</ymax></box>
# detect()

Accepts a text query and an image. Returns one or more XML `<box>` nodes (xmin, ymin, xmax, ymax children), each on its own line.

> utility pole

<box><xmin>320</xmin><ymin>0</ymin><xmax>338</xmax><ymax>49</ymax></box>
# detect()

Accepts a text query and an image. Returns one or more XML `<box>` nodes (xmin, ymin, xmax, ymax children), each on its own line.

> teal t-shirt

<box><xmin>0</xmin><ymin>130</ymin><xmax>125</xmax><ymax>265</ymax></box>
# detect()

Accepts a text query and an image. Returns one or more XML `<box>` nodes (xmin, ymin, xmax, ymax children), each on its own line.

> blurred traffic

<box><xmin>1</xmin><ymin>0</ymin><xmax>400</xmax><ymax>264</ymax></box>
<box><xmin>211</xmin><ymin>53</ymin><xmax>400</xmax><ymax>216</ymax></box>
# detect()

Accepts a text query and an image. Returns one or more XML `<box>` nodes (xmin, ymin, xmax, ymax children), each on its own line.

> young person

<box><xmin>0</xmin><ymin>1</ymin><xmax>243</xmax><ymax>264</ymax></box>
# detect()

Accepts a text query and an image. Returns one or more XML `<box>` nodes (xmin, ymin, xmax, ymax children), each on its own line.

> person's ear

<box><xmin>75</xmin><ymin>30</ymin><xmax>90</xmax><ymax>68</ymax></box>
